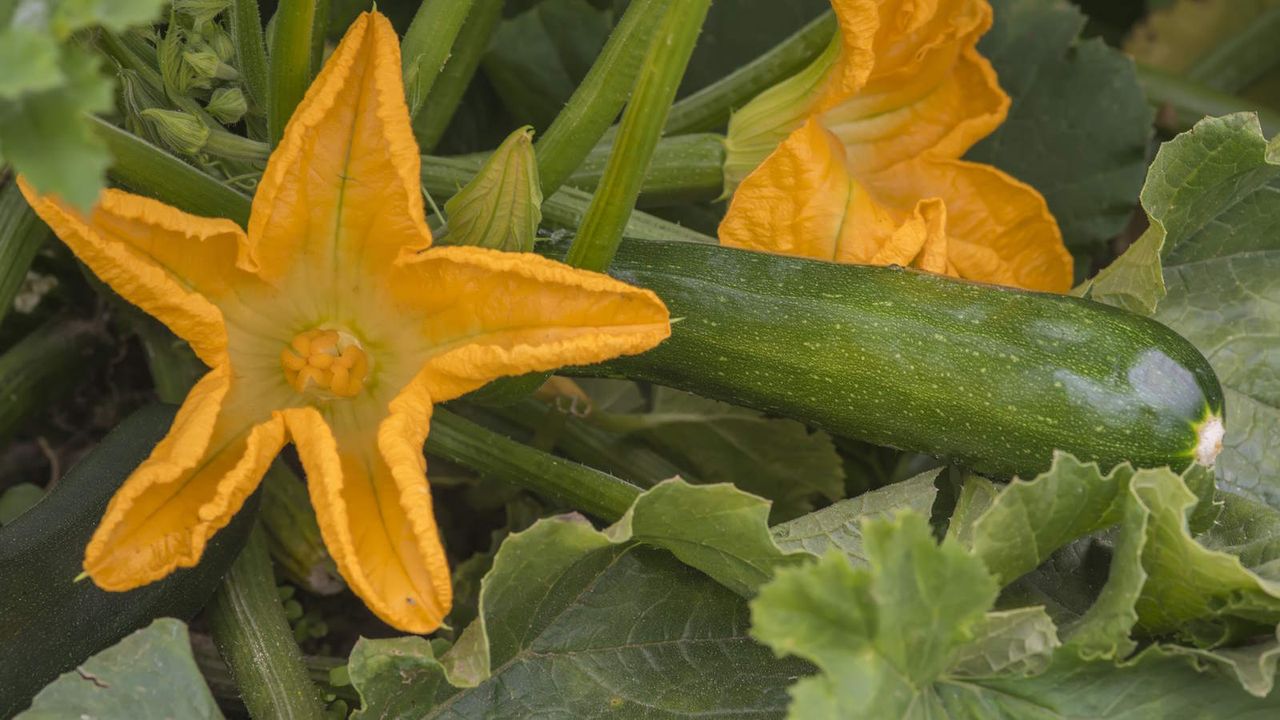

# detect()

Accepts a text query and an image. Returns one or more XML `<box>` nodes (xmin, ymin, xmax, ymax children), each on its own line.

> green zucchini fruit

<box><xmin>0</xmin><ymin>405</ymin><xmax>258</xmax><ymax>717</ymax></box>
<box><xmin>569</xmin><ymin>239</ymin><xmax>1224</xmax><ymax>478</ymax></box>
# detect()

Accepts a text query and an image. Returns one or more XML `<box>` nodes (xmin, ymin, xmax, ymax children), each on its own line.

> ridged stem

<box><xmin>268</xmin><ymin>0</ymin><xmax>319</xmax><ymax>146</ymax></box>
<box><xmin>206</xmin><ymin>526</ymin><xmax>325</xmax><ymax>720</ymax></box>
<box><xmin>400</xmin><ymin>0</ymin><xmax>476</xmax><ymax>120</ymax></box>
<box><xmin>565</xmin><ymin>0</ymin><xmax>712</xmax><ymax>271</ymax></box>
<box><xmin>428</xmin><ymin>408</ymin><xmax>641</xmax><ymax>522</ymax></box>
<box><xmin>412</xmin><ymin>0</ymin><xmax>503</xmax><ymax>151</ymax></box>
<box><xmin>567</xmin><ymin>132</ymin><xmax>724</xmax><ymax>206</ymax></box>
<box><xmin>535</xmin><ymin>0</ymin><xmax>671</xmax><ymax>197</ymax></box>
<box><xmin>663</xmin><ymin>11</ymin><xmax>835</xmax><ymax>135</ymax></box>
<box><xmin>229</xmin><ymin>0</ymin><xmax>270</xmax><ymax>118</ymax></box>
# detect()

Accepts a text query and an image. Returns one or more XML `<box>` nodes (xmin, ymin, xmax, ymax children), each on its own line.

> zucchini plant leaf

<box><xmin>409</xmin><ymin>487</ymin><xmax>811</xmax><ymax>718</ymax></box>
<box><xmin>348</xmin><ymin>636</ymin><xmax>452</xmax><ymax>720</ymax></box>
<box><xmin>770</xmin><ymin>468</ymin><xmax>939</xmax><ymax>560</ymax></box>
<box><xmin>1144</xmin><ymin>114</ymin><xmax>1280</xmax><ymax>509</ymax></box>
<box><xmin>947</xmin><ymin>607</ymin><xmax>1061</xmax><ymax>677</ymax></box>
<box><xmin>0</xmin><ymin>0</ymin><xmax>166</xmax><ymax>208</ymax></box>
<box><xmin>15</xmin><ymin>618</ymin><xmax>222</xmax><ymax>719</ymax></box>
<box><xmin>481</xmin><ymin>0</ymin><xmax>612</xmax><ymax>130</ymax></box>
<box><xmin>752</xmin><ymin>512</ymin><xmax>1280</xmax><ymax>717</ymax></box>
<box><xmin>1076</xmin><ymin>227</ymin><xmax>1166</xmax><ymax>316</ymax></box>
<box><xmin>968</xmin><ymin>0</ymin><xmax>1153</xmax><ymax>253</ymax></box>
<box><xmin>349</xmin><ymin>479</ymin><xmax>810</xmax><ymax>716</ymax></box>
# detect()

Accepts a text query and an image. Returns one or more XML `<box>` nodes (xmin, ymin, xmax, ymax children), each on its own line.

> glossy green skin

<box><xmin>582</xmin><ymin>239</ymin><xmax>1224</xmax><ymax>478</ymax></box>
<box><xmin>0</xmin><ymin>405</ymin><xmax>258</xmax><ymax>715</ymax></box>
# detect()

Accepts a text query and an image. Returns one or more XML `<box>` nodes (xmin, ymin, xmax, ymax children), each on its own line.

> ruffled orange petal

<box><xmin>387</xmin><ymin>246</ymin><xmax>671</xmax><ymax>402</ymax></box>
<box><xmin>823</xmin><ymin>44</ymin><xmax>1007</xmax><ymax>175</ymax></box>
<box><xmin>84</xmin><ymin>366</ymin><xmax>285</xmax><ymax>589</ymax></box>
<box><xmin>812</xmin><ymin>0</ymin><xmax>880</xmax><ymax>112</ymax></box>
<box><xmin>865</xmin><ymin>156</ymin><xmax>1073</xmax><ymax>292</ymax></box>
<box><xmin>247</xmin><ymin>11</ymin><xmax>431</xmax><ymax>284</ymax></box>
<box><xmin>719</xmin><ymin>119</ymin><xmax>950</xmax><ymax>268</ymax></box>
<box><xmin>17</xmin><ymin>181</ymin><xmax>257</xmax><ymax>366</ymax></box>
<box><xmin>284</xmin><ymin>399</ymin><xmax>450</xmax><ymax>633</ymax></box>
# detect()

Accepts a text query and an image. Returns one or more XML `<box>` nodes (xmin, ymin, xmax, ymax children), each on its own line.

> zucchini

<box><xmin>571</xmin><ymin>239</ymin><xmax>1224</xmax><ymax>477</ymax></box>
<box><xmin>0</xmin><ymin>405</ymin><xmax>258</xmax><ymax>716</ymax></box>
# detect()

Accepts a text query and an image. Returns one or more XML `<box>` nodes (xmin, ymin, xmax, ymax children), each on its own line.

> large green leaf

<box><xmin>751</xmin><ymin>514</ymin><xmax>1000</xmax><ymax>717</ymax></box>
<box><xmin>16</xmin><ymin>618</ymin><xmax>222</xmax><ymax>719</ymax></box>
<box><xmin>1144</xmin><ymin>114</ymin><xmax>1280</xmax><ymax>508</ymax></box>
<box><xmin>969</xmin><ymin>0</ymin><xmax>1153</xmax><ymax>254</ymax></box>
<box><xmin>751</xmin><ymin>512</ymin><xmax>1280</xmax><ymax>717</ymax></box>
<box><xmin>0</xmin><ymin>0</ymin><xmax>166</xmax><ymax>208</ymax></box>
<box><xmin>440</xmin><ymin>526</ymin><xmax>807</xmax><ymax>717</ymax></box>
<box><xmin>769</xmin><ymin>469</ymin><xmax>939</xmax><ymax>561</ymax></box>
<box><xmin>347</xmin><ymin>480</ymin><xmax>811</xmax><ymax>717</ymax></box>
<box><xmin>481</xmin><ymin>0</ymin><xmax>612</xmax><ymax>130</ymax></box>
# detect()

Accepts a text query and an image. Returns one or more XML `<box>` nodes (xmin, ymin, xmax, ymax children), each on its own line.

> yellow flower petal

<box><xmin>822</xmin><ymin>44</ymin><xmax>1007</xmax><ymax>175</ymax></box>
<box><xmin>248</xmin><ymin>11</ymin><xmax>431</xmax><ymax>283</ymax></box>
<box><xmin>84</xmin><ymin>366</ymin><xmax>285</xmax><ymax>589</ymax></box>
<box><xmin>17</xmin><ymin>181</ymin><xmax>257</xmax><ymax>366</ymax></box>
<box><xmin>813</xmin><ymin>0</ymin><xmax>880</xmax><ymax>112</ymax></box>
<box><xmin>284</xmin><ymin>402</ymin><xmax>450</xmax><ymax>633</ymax></box>
<box><xmin>865</xmin><ymin>156</ymin><xmax>1073</xmax><ymax>292</ymax></box>
<box><xmin>389</xmin><ymin>246</ymin><xmax>671</xmax><ymax>402</ymax></box>
<box><xmin>719</xmin><ymin>119</ymin><xmax>950</xmax><ymax>268</ymax></box>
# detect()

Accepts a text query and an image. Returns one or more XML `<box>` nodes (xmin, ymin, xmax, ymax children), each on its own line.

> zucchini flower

<box><xmin>19</xmin><ymin>12</ymin><xmax>670</xmax><ymax>633</ymax></box>
<box><xmin>720</xmin><ymin>0</ymin><xmax>1071</xmax><ymax>292</ymax></box>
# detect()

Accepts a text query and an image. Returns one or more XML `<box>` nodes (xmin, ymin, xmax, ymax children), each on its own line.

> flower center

<box><xmin>281</xmin><ymin>328</ymin><xmax>370</xmax><ymax>398</ymax></box>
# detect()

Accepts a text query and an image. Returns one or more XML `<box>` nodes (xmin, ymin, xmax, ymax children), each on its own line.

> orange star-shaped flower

<box><xmin>19</xmin><ymin>11</ymin><xmax>670</xmax><ymax>632</ymax></box>
<box><xmin>720</xmin><ymin>0</ymin><xmax>1072</xmax><ymax>292</ymax></box>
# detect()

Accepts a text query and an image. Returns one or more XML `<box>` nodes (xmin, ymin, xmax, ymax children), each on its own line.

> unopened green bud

<box><xmin>202</xmin><ymin>23</ymin><xmax>236</xmax><ymax>62</ymax></box>
<box><xmin>141</xmin><ymin>108</ymin><xmax>210</xmax><ymax>155</ymax></box>
<box><xmin>442</xmin><ymin>126</ymin><xmax>542</xmax><ymax>252</ymax></box>
<box><xmin>174</xmin><ymin>0</ymin><xmax>231</xmax><ymax>27</ymax></box>
<box><xmin>159</xmin><ymin>26</ymin><xmax>199</xmax><ymax>97</ymax></box>
<box><xmin>183</xmin><ymin>48</ymin><xmax>239</xmax><ymax>81</ymax></box>
<box><xmin>723</xmin><ymin>35</ymin><xmax>840</xmax><ymax>193</ymax></box>
<box><xmin>205</xmin><ymin>86</ymin><xmax>247</xmax><ymax>124</ymax></box>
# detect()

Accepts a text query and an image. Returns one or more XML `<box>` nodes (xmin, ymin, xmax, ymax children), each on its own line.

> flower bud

<box><xmin>205</xmin><ymin>86</ymin><xmax>247</xmax><ymax>124</ymax></box>
<box><xmin>141</xmin><ymin>108</ymin><xmax>210</xmax><ymax>155</ymax></box>
<box><xmin>183</xmin><ymin>48</ymin><xmax>239</xmax><ymax>82</ymax></box>
<box><xmin>174</xmin><ymin>0</ymin><xmax>232</xmax><ymax>28</ymax></box>
<box><xmin>442</xmin><ymin>126</ymin><xmax>543</xmax><ymax>252</ymax></box>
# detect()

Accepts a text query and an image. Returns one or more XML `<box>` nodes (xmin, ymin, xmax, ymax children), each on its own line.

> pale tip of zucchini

<box><xmin>1195</xmin><ymin>415</ymin><xmax>1225</xmax><ymax>467</ymax></box>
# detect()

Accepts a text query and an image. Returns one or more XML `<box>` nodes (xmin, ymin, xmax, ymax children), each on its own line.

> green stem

<box><xmin>191</xmin><ymin>636</ymin><xmax>357</xmax><ymax>712</ymax></box>
<box><xmin>1138</xmin><ymin>64</ymin><xmax>1280</xmax><ymax>137</ymax></box>
<box><xmin>412</xmin><ymin>0</ymin><xmax>502</xmax><ymax>152</ymax></box>
<box><xmin>207</xmin><ymin>526</ymin><xmax>325</xmax><ymax>720</ymax></box>
<box><xmin>400</xmin><ymin>0</ymin><xmax>476</xmax><ymax>120</ymax></box>
<box><xmin>535</xmin><ymin>0</ymin><xmax>671</xmax><ymax>197</ymax></box>
<box><xmin>567</xmin><ymin>133</ymin><xmax>724</xmax><ymax>207</ymax></box>
<box><xmin>663</xmin><ymin>10</ymin><xmax>835</xmax><ymax>135</ymax></box>
<box><xmin>269</xmin><ymin>0</ymin><xmax>319</xmax><ymax>146</ymax></box>
<box><xmin>206</xmin><ymin>127</ymin><xmax>272</xmax><ymax>162</ymax></box>
<box><xmin>93</xmin><ymin>117</ymin><xmax>253</xmax><ymax>226</ymax></box>
<box><xmin>229</xmin><ymin>0</ymin><xmax>270</xmax><ymax>117</ymax></box>
<box><xmin>488</xmin><ymin>400</ymin><xmax>684</xmax><ymax>486</ymax></box>
<box><xmin>429</xmin><ymin>408</ymin><xmax>640</xmax><ymax>522</ymax></box>
<box><xmin>566</xmin><ymin>0</ymin><xmax>712</xmax><ymax>271</ymax></box>
<box><xmin>1186</xmin><ymin>8</ymin><xmax>1280</xmax><ymax>94</ymax></box>
<box><xmin>420</xmin><ymin>154</ymin><xmax>714</xmax><ymax>243</ymax></box>
<box><xmin>0</xmin><ymin>182</ymin><xmax>48</xmax><ymax>329</ymax></box>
